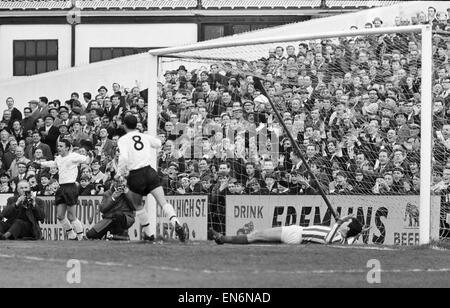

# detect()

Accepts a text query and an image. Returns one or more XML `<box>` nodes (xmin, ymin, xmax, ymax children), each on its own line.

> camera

<box><xmin>23</xmin><ymin>190</ymin><xmax>34</xmax><ymax>208</ymax></box>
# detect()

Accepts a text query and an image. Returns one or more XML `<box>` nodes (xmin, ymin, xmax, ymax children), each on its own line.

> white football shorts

<box><xmin>280</xmin><ymin>225</ymin><xmax>303</xmax><ymax>244</ymax></box>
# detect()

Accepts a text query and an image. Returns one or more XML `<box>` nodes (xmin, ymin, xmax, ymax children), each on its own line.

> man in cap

<box><xmin>54</xmin><ymin>106</ymin><xmax>71</xmax><ymax>127</ymax></box>
<box><xmin>27</xmin><ymin>100</ymin><xmax>41</xmax><ymax>131</ymax></box>
<box><xmin>98</xmin><ymin>86</ymin><xmax>108</xmax><ymax>98</ymax></box>
<box><xmin>38</xmin><ymin>113</ymin><xmax>60</xmax><ymax>156</ymax></box>
<box><xmin>186</xmin><ymin>172</ymin><xmax>202</xmax><ymax>194</ymax></box>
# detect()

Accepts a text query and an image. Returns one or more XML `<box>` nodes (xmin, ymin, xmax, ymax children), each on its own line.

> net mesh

<box><xmin>157</xmin><ymin>29</ymin><xmax>450</xmax><ymax>243</ymax></box>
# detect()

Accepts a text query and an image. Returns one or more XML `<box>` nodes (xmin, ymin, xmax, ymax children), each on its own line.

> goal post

<box><xmin>149</xmin><ymin>25</ymin><xmax>444</xmax><ymax>246</ymax></box>
<box><xmin>146</xmin><ymin>54</ymin><xmax>159</xmax><ymax>238</ymax></box>
<box><xmin>419</xmin><ymin>25</ymin><xmax>433</xmax><ymax>245</ymax></box>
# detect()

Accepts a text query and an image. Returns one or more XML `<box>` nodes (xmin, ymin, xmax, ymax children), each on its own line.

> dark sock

<box><xmin>224</xmin><ymin>235</ymin><xmax>249</xmax><ymax>244</ymax></box>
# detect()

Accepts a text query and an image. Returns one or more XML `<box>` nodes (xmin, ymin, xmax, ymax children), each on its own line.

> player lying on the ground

<box><xmin>210</xmin><ymin>215</ymin><xmax>363</xmax><ymax>245</ymax></box>
<box><xmin>86</xmin><ymin>177</ymin><xmax>135</xmax><ymax>241</ymax></box>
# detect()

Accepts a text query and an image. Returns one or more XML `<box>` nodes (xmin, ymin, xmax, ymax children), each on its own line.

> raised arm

<box><xmin>39</xmin><ymin>160</ymin><xmax>57</xmax><ymax>169</ymax></box>
<box><xmin>146</xmin><ymin>134</ymin><xmax>162</xmax><ymax>149</ymax></box>
<box><xmin>325</xmin><ymin>215</ymin><xmax>354</xmax><ymax>244</ymax></box>
<box><xmin>71</xmin><ymin>153</ymin><xmax>90</xmax><ymax>165</ymax></box>
<box><xmin>117</xmin><ymin>139</ymin><xmax>130</xmax><ymax>177</ymax></box>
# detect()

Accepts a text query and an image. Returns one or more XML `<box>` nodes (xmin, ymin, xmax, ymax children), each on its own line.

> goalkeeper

<box><xmin>210</xmin><ymin>215</ymin><xmax>363</xmax><ymax>245</ymax></box>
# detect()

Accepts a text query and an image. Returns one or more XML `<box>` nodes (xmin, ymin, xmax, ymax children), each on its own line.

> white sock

<box><xmin>136</xmin><ymin>209</ymin><xmax>152</xmax><ymax>237</ymax></box>
<box><xmin>59</xmin><ymin>218</ymin><xmax>76</xmax><ymax>240</ymax></box>
<box><xmin>163</xmin><ymin>203</ymin><xmax>179</xmax><ymax>226</ymax></box>
<box><xmin>72</xmin><ymin>219</ymin><xmax>84</xmax><ymax>240</ymax></box>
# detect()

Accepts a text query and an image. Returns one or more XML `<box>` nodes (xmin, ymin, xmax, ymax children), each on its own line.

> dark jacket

<box><xmin>289</xmin><ymin>183</ymin><xmax>317</xmax><ymax>195</ymax></box>
<box><xmin>0</xmin><ymin>195</ymin><xmax>45</xmax><ymax>240</ymax></box>
<box><xmin>100</xmin><ymin>190</ymin><xmax>135</xmax><ymax>228</ymax></box>
<box><xmin>25</xmin><ymin>142</ymin><xmax>53</xmax><ymax>161</ymax></box>
<box><xmin>39</xmin><ymin>125</ymin><xmax>60</xmax><ymax>155</ymax></box>
<box><xmin>10</xmin><ymin>108</ymin><xmax>23</xmax><ymax>123</ymax></box>
<box><xmin>22</xmin><ymin>116</ymin><xmax>36</xmax><ymax>133</ymax></box>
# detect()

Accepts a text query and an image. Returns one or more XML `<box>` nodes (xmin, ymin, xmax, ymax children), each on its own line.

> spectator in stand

<box><xmin>25</xmin><ymin>131</ymin><xmax>53</xmax><ymax>161</ymax></box>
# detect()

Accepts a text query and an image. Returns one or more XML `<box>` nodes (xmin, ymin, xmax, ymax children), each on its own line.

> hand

<box><xmin>16</xmin><ymin>195</ymin><xmax>26</xmax><ymax>206</ymax></box>
<box><xmin>337</xmin><ymin>214</ymin><xmax>354</xmax><ymax>225</ymax></box>
<box><xmin>114</xmin><ymin>174</ymin><xmax>126</xmax><ymax>182</ymax></box>
<box><xmin>219</xmin><ymin>181</ymin><xmax>228</xmax><ymax>191</ymax></box>
<box><xmin>112</xmin><ymin>190</ymin><xmax>122</xmax><ymax>200</ymax></box>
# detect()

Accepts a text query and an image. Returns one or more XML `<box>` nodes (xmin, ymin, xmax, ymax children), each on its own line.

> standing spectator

<box><xmin>10</xmin><ymin>120</ymin><xmax>25</xmax><ymax>144</ymax></box>
<box><xmin>2</xmin><ymin>139</ymin><xmax>17</xmax><ymax>171</ymax></box>
<box><xmin>78</xmin><ymin>175</ymin><xmax>95</xmax><ymax>196</ymax></box>
<box><xmin>22</xmin><ymin>107</ymin><xmax>35</xmax><ymax>133</ymax></box>
<box><xmin>25</xmin><ymin>131</ymin><xmax>53</xmax><ymax>161</ymax></box>
<box><xmin>5</xmin><ymin>97</ymin><xmax>22</xmax><ymax>123</ymax></box>
<box><xmin>210</xmin><ymin>171</ymin><xmax>228</xmax><ymax>234</ymax></box>
<box><xmin>37</xmin><ymin>97</ymin><xmax>49</xmax><ymax>119</ymax></box>
<box><xmin>332</xmin><ymin>171</ymin><xmax>353</xmax><ymax>194</ymax></box>
<box><xmin>8</xmin><ymin>146</ymin><xmax>30</xmax><ymax>179</ymax></box>
<box><xmin>290</xmin><ymin>170</ymin><xmax>317</xmax><ymax>195</ymax></box>
<box><xmin>96</xmin><ymin>128</ymin><xmax>115</xmax><ymax>159</ymax></box>
<box><xmin>39</xmin><ymin>115</ymin><xmax>60</xmax><ymax>155</ymax></box>
<box><xmin>0</xmin><ymin>129</ymin><xmax>11</xmax><ymax>155</ymax></box>
<box><xmin>55</xmin><ymin>106</ymin><xmax>71</xmax><ymax>127</ymax></box>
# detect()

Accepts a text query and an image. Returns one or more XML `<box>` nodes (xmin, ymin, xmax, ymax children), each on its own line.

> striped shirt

<box><xmin>301</xmin><ymin>225</ymin><xmax>344</xmax><ymax>244</ymax></box>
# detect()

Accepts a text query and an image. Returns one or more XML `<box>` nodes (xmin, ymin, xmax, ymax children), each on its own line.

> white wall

<box><xmin>0</xmin><ymin>25</ymin><xmax>72</xmax><ymax>81</ymax></box>
<box><xmin>0</xmin><ymin>23</ymin><xmax>197</xmax><ymax>81</ymax></box>
<box><xmin>75</xmin><ymin>24</ymin><xmax>198</xmax><ymax>66</ymax></box>
<box><xmin>0</xmin><ymin>53</ymin><xmax>153</xmax><ymax>112</ymax></box>
<box><xmin>165</xmin><ymin>1</ymin><xmax>450</xmax><ymax>49</ymax></box>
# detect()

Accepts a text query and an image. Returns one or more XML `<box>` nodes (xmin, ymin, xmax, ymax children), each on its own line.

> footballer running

<box><xmin>116</xmin><ymin>115</ymin><xmax>186</xmax><ymax>242</ymax></box>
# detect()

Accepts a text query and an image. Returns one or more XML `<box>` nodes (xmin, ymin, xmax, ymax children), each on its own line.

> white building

<box><xmin>0</xmin><ymin>0</ymin><xmax>401</xmax><ymax>81</ymax></box>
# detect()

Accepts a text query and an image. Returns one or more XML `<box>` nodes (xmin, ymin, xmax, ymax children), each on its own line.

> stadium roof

<box><xmin>0</xmin><ymin>0</ymin><xmax>403</xmax><ymax>11</ymax></box>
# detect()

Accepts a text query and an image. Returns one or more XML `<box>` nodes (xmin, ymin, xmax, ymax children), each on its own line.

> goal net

<box><xmin>153</xmin><ymin>25</ymin><xmax>447</xmax><ymax>245</ymax></box>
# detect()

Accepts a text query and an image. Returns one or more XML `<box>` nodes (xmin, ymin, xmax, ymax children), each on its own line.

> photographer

<box><xmin>86</xmin><ymin>177</ymin><xmax>135</xmax><ymax>240</ymax></box>
<box><xmin>0</xmin><ymin>180</ymin><xmax>45</xmax><ymax>240</ymax></box>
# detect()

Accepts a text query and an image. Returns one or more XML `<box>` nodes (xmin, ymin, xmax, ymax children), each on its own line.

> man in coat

<box><xmin>0</xmin><ymin>180</ymin><xmax>45</xmax><ymax>240</ymax></box>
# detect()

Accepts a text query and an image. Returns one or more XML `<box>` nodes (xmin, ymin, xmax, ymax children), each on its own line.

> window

<box><xmin>203</xmin><ymin>25</ymin><xmax>225</xmax><ymax>41</ymax></box>
<box><xmin>89</xmin><ymin>47</ymin><xmax>157</xmax><ymax>63</ymax></box>
<box><xmin>13</xmin><ymin>40</ymin><xmax>58</xmax><ymax>76</ymax></box>
<box><xmin>201</xmin><ymin>24</ymin><xmax>279</xmax><ymax>41</ymax></box>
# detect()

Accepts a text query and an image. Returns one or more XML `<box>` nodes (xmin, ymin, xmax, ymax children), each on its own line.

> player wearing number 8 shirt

<box><xmin>117</xmin><ymin>115</ymin><xmax>186</xmax><ymax>242</ymax></box>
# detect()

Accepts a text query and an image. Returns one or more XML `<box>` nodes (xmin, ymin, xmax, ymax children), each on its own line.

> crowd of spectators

<box><xmin>1</xmin><ymin>7</ymin><xmax>450</xmax><ymax>229</ymax></box>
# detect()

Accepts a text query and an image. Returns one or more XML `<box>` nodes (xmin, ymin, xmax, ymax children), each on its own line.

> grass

<box><xmin>0</xmin><ymin>240</ymin><xmax>449</xmax><ymax>288</ymax></box>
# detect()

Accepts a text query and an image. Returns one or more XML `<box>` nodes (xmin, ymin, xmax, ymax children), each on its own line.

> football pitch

<box><xmin>0</xmin><ymin>240</ymin><xmax>449</xmax><ymax>288</ymax></box>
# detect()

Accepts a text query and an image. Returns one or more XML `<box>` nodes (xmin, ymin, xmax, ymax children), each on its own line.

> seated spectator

<box><xmin>0</xmin><ymin>180</ymin><xmax>45</xmax><ymax>240</ymax></box>
<box><xmin>86</xmin><ymin>177</ymin><xmax>135</xmax><ymax>240</ymax></box>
